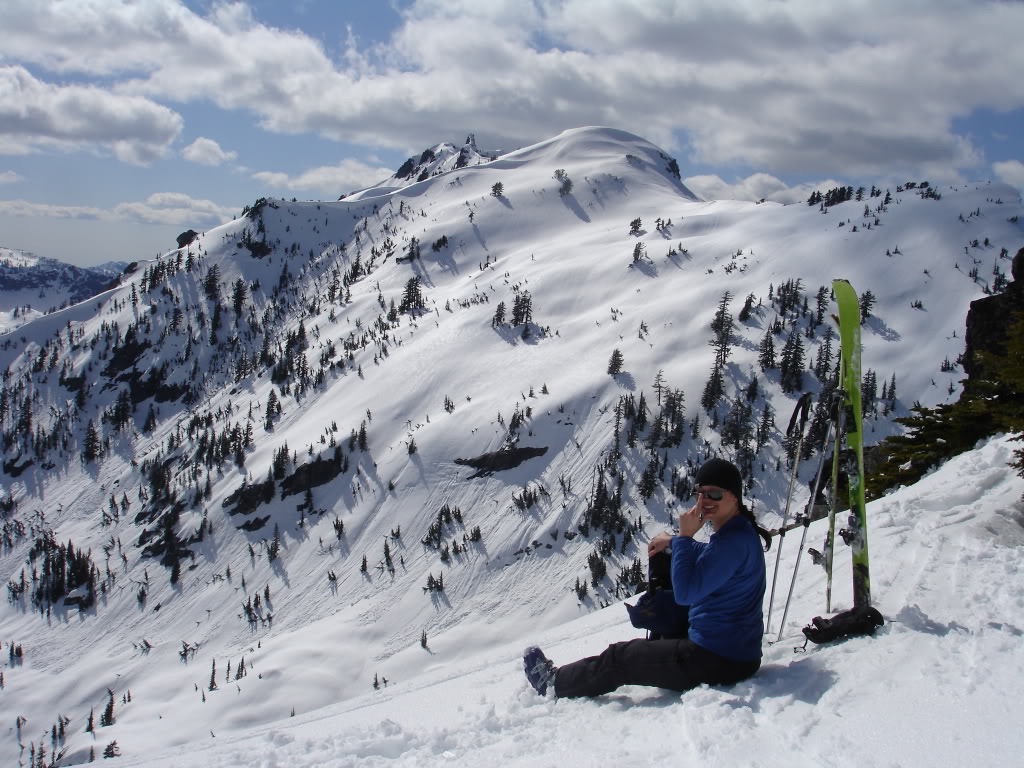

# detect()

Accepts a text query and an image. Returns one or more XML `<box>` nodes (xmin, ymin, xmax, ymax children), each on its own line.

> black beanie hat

<box><xmin>695</xmin><ymin>458</ymin><xmax>743</xmax><ymax>503</ymax></box>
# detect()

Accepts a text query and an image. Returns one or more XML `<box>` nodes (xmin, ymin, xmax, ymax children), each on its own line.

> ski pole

<box><xmin>824</xmin><ymin>391</ymin><xmax>847</xmax><ymax>614</ymax></box>
<box><xmin>776</xmin><ymin>412</ymin><xmax>836</xmax><ymax>642</ymax></box>
<box><xmin>766</xmin><ymin>392</ymin><xmax>812</xmax><ymax>635</ymax></box>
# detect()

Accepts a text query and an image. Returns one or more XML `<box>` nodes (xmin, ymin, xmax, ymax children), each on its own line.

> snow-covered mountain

<box><xmin>0</xmin><ymin>247</ymin><xmax>126</xmax><ymax>333</ymax></box>
<box><xmin>0</xmin><ymin>126</ymin><xmax>1021</xmax><ymax>767</ymax></box>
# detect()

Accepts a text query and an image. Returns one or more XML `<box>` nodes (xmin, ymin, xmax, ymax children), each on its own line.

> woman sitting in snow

<box><xmin>524</xmin><ymin>457</ymin><xmax>771</xmax><ymax>698</ymax></box>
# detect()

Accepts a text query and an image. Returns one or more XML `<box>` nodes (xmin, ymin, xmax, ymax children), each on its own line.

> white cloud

<box><xmin>182</xmin><ymin>137</ymin><xmax>238</xmax><ymax>166</ymax></box>
<box><xmin>113</xmin><ymin>192</ymin><xmax>236</xmax><ymax>226</ymax></box>
<box><xmin>0</xmin><ymin>171</ymin><xmax>23</xmax><ymax>184</ymax></box>
<box><xmin>0</xmin><ymin>198</ymin><xmax>105</xmax><ymax>220</ymax></box>
<box><xmin>0</xmin><ymin>192</ymin><xmax>235</xmax><ymax>227</ymax></box>
<box><xmin>684</xmin><ymin>173</ymin><xmax>848</xmax><ymax>205</ymax></box>
<box><xmin>252</xmin><ymin>159</ymin><xmax>394</xmax><ymax>196</ymax></box>
<box><xmin>4</xmin><ymin>1</ymin><xmax>1024</xmax><ymax>180</ymax></box>
<box><xmin>0</xmin><ymin>65</ymin><xmax>181</xmax><ymax>163</ymax></box>
<box><xmin>993</xmin><ymin>160</ymin><xmax>1024</xmax><ymax>190</ymax></box>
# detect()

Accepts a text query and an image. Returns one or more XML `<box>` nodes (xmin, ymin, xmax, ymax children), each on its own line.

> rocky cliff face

<box><xmin>963</xmin><ymin>247</ymin><xmax>1024</xmax><ymax>387</ymax></box>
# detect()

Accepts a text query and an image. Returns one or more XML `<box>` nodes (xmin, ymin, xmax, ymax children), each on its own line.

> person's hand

<box><xmin>647</xmin><ymin>531</ymin><xmax>673</xmax><ymax>558</ymax></box>
<box><xmin>678</xmin><ymin>504</ymin><xmax>704</xmax><ymax>538</ymax></box>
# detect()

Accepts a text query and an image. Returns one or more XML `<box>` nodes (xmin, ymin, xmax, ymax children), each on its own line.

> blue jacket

<box><xmin>671</xmin><ymin>515</ymin><xmax>766</xmax><ymax>661</ymax></box>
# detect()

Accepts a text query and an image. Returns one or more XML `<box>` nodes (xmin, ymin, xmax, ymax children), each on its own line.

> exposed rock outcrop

<box><xmin>176</xmin><ymin>229</ymin><xmax>200</xmax><ymax>249</ymax></box>
<box><xmin>963</xmin><ymin>247</ymin><xmax>1024</xmax><ymax>387</ymax></box>
<box><xmin>455</xmin><ymin>446</ymin><xmax>548</xmax><ymax>477</ymax></box>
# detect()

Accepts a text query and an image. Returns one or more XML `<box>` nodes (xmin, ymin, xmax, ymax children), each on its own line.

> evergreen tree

<box><xmin>638</xmin><ymin>456</ymin><xmax>659</xmax><ymax>499</ymax></box>
<box><xmin>779</xmin><ymin>331</ymin><xmax>805</xmax><ymax>393</ymax></box>
<box><xmin>204</xmin><ymin>264</ymin><xmax>221</xmax><ymax>301</ymax></box>
<box><xmin>607</xmin><ymin>348</ymin><xmax>624</xmax><ymax>375</ymax></box>
<box><xmin>399</xmin><ymin>276</ymin><xmax>425</xmax><ymax>313</ymax></box>
<box><xmin>100</xmin><ymin>690</ymin><xmax>115</xmax><ymax>727</ymax></box>
<box><xmin>265</xmin><ymin>389</ymin><xmax>280</xmax><ymax>430</ymax></box>
<box><xmin>745</xmin><ymin>373</ymin><xmax>759</xmax><ymax>402</ymax></box>
<box><xmin>756</xmin><ymin>403</ymin><xmax>773</xmax><ymax>450</ymax></box>
<box><xmin>862</xmin><ymin>369</ymin><xmax>878</xmax><ymax>416</ymax></box>
<box><xmin>143</xmin><ymin>404</ymin><xmax>158</xmax><ymax>433</ymax></box>
<box><xmin>232</xmin><ymin>277</ymin><xmax>248</xmax><ymax>317</ymax></box>
<box><xmin>492</xmin><ymin>301</ymin><xmax>506</xmax><ymax>326</ymax></box>
<box><xmin>805</xmin><ymin>378</ymin><xmax>837</xmax><ymax>460</ymax></box>
<box><xmin>887</xmin><ymin>373</ymin><xmax>898</xmax><ymax>410</ymax></box>
<box><xmin>82</xmin><ymin>420</ymin><xmax>102</xmax><ymax>463</ymax></box>
<box><xmin>814</xmin><ymin>285</ymin><xmax>830</xmax><ymax>326</ymax></box>
<box><xmin>709</xmin><ymin>292</ymin><xmax>735</xmax><ymax>368</ymax></box>
<box><xmin>511</xmin><ymin>291</ymin><xmax>533</xmax><ymax>326</ymax></box>
<box><xmin>210</xmin><ymin>301</ymin><xmax>222</xmax><ymax>344</ymax></box>
<box><xmin>814</xmin><ymin>326</ymin><xmax>835</xmax><ymax>382</ymax></box>
<box><xmin>701</xmin><ymin>364</ymin><xmax>725</xmax><ymax>411</ymax></box>
<box><xmin>758</xmin><ymin>331</ymin><xmax>777</xmax><ymax>370</ymax></box>
<box><xmin>738</xmin><ymin>292</ymin><xmax>753</xmax><ymax>322</ymax></box>
<box><xmin>652</xmin><ymin>369</ymin><xmax>666</xmax><ymax>405</ymax></box>
<box><xmin>860</xmin><ymin>290</ymin><xmax>877</xmax><ymax>322</ymax></box>
<box><xmin>554</xmin><ymin>169</ymin><xmax>573</xmax><ymax>196</ymax></box>
<box><xmin>722</xmin><ymin>394</ymin><xmax>753</xmax><ymax>450</ymax></box>
<box><xmin>268</xmin><ymin>523</ymin><xmax>281</xmax><ymax>562</ymax></box>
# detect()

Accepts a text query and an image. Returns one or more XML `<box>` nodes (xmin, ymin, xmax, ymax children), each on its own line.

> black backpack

<box><xmin>625</xmin><ymin>551</ymin><xmax>690</xmax><ymax>640</ymax></box>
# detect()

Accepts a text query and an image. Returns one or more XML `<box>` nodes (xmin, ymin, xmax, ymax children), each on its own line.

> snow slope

<box><xmin>45</xmin><ymin>435</ymin><xmax>1024</xmax><ymax>767</ymax></box>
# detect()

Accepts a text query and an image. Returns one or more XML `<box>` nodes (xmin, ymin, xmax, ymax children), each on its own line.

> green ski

<box><xmin>830</xmin><ymin>278</ymin><xmax>871</xmax><ymax>610</ymax></box>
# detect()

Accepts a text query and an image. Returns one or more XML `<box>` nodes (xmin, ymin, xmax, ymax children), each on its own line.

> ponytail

<box><xmin>740</xmin><ymin>503</ymin><xmax>772</xmax><ymax>551</ymax></box>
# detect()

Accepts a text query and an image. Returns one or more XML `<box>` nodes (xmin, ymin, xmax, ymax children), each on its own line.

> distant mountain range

<box><xmin>0</xmin><ymin>247</ymin><xmax>126</xmax><ymax>332</ymax></box>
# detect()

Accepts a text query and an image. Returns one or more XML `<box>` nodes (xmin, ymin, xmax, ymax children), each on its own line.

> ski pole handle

<box><xmin>786</xmin><ymin>392</ymin><xmax>813</xmax><ymax>437</ymax></box>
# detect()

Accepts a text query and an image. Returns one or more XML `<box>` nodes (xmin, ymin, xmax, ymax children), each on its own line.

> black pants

<box><xmin>553</xmin><ymin>637</ymin><xmax>760</xmax><ymax>699</ymax></box>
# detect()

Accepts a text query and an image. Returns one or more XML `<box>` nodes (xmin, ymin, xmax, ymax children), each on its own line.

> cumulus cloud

<box><xmin>4</xmin><ymin>0</ymin><xmax>1024</xmax><ymax>180</ymax></box>
<box><xmin>0</xmin><ymin>171</ymin><xmax>23</xmax><ymax>184</ymax></box>
<box><xmin>684</xmin><ymin>173</ymin><xmax>849</xmax><ymax>205</ymax></box>
<box><xmin>252</xmin><ymin>159</ymin><xmax>394</xmax><ymax>196</ymax></box>
<box><xmin>0</xmin><ymin>65</ymin><xmax>181</xmax><ymax>163</ymax></box>
<box><xmin>0</xmin><ymin>192</ymin><xmax>234</xmax><ymax>227</ymax></box>
<box><xmin>182</xmin><ymin>137</ymin><xmax>238</xmax><ymax>166</ymax></box>
<box><xmin>113</xmin><ymin>192</ymin><xmax>236</xmax><ymax>226</ymax></box>
<box><xmin>993</xmin><ymin>160</ymin><xmax>1024</xmax><ymax>190</ymax></box>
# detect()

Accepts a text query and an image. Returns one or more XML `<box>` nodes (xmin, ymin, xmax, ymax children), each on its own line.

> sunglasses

<box><xmin>694</xmin><ymin>488</ymin><xmax>725</xmax><ymax>501</ymax></box>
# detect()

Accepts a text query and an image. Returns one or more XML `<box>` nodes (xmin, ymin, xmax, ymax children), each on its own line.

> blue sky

<box><xmin>2</xmin><ymin>0</ymin><xmax>1023</xmax><ymax>266</ymax></box>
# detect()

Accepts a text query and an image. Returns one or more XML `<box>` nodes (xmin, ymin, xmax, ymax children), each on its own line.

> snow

<box><xmin>0</xmin><ymin>126</ymin><xmax>1022</xmax><ymax>767</ymax></box>
<box><xmin>18</xmin><ymin>435</ymin><xmax>1020</xmax><ymax>768</ymax></box>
